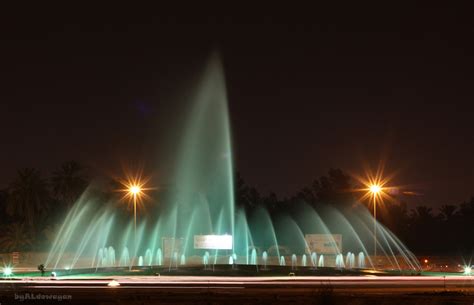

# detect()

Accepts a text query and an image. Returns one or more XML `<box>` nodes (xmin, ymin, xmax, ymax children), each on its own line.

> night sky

<box><xmin>1</xmin><ymin>4</ymin><xmax>474</xmax><ymax>208</ymax></box>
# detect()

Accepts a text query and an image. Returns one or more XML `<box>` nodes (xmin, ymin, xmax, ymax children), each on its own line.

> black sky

<box><xmin>1</xmin><ymin>4</ymin><xmax>474</xmax><ymax>207</ymax></box>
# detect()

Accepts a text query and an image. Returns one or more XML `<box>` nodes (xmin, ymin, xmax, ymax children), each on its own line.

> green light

<box><xmin>464</xmin><ymin>266</ymin><xmax>472</xmax><ymax>275</ymax></box>
<box><xmin>3</xmin><ymin>266</ymin><xmax>13</xmax><ymax>276</ymax></box>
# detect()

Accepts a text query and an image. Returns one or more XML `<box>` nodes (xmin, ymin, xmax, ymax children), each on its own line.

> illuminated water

<box><xmin>311</xmin><ymin>252</ymin><xmax>317</xmax><ymax>267</ymax></box>
<box><xmin>45</xmin><ymin>53</ymin><xmax>421</xmax><ymax>273</ymax></box>
<box><xmin>262</xmin><ymin>251</ymin><xmax>268</xmax><ymax>269</ymax></box>
<box><xmin>250</xmin><ymin>248</ymin><xmax>257</xmax><ymax>265</ymax></box>
<box><xmin>203</xmin><ymin>251</ymin><xmax>209</xmax><ymax>269</ymax></box>
<box><xmin>318</xmin><ymin>255</ymin><xmax>325</xmax><ymax>268</ymax></box>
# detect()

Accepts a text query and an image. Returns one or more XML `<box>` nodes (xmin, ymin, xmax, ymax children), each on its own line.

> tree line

<box><xmin>0</xmin><ymin>161</ymin><xmax>88</xmax><ymax>252</ymax></box>
<box><xmin>0</xmin><ymin>164</ymin><xmax>472</xmax><ymax>254</ymax></box>
<box><xmin>236</xmin><ymin>169</ymin><xmax>474</xmax><ymax>255</ymax></box>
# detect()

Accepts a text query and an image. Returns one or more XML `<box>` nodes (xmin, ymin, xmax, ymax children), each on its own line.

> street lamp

<box><xmin>128</xmin><ymin>184</ymin><xmax>142</xmax><ymax>254</ymax></box>
<box><xmin>117</xmin><ymin>175</ymin><xmax>152</xmax><ymax>266</ymax></box>
<box><xmin>369</xmin><ymin>184</ymin><xmax>382</xmax><ymax>266</ymax></box>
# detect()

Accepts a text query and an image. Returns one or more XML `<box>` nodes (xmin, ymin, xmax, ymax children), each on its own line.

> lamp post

<box><xmin>128</xmin><ymin>185</ymin><xmax>142</xmax><ymax>265</ymax></box>
<box><xmin>369</xmin><ymin>184</ymin><xmax>381</xmax><ymax>267</ymax></box>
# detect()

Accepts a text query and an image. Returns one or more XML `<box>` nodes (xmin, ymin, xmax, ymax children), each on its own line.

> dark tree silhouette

<box><xmin>6</xmin><ymin>168</ymin><xmax>50</xmax><ymax>230</ymax></box>
<box><xmin>0</xmin><ymin>222</ymin><xmax>33</xmax><ymax>251</ymax></box>
<box><xmin>1</xmin><ymin>165</ymin><xmax>474</xmax><ymax>254</ymax></box>
<box><xmin>235</xmin><ymin>173</ymin><xmax>261</xmax><ymax>211</ymax></box>
<box><xmin>295</xmin><ymin>168</ymin><xmax>355</xmax><ymax>209</ymax></box>
<box><xmin>438</xmin><ymin>204</ymin><xmax>458</xmax><ymax>221</ymax></box>
<box><xmin>51</xmin><ymin>161</ymin><xmax>88</xmax><ymax>208</ymax></box>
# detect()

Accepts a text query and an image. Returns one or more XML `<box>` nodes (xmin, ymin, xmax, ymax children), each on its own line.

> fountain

<box><xmin>318</xmin><ymin>255</ymin><xmax>325</xmax><ymax>268</ymax></box>
<box><xmin>203</xmin><ymin>251</ymin><xmax>210</xmax><ymax>269</ymax></box>
<box><xmin>262</xmin><ymin>251</ymin><xmax>268</xmax><ymax>269</ymax></box>
<box><xmin>44</xmin><ymin>52</ymin><xmax>421</xmax><ymax>276</ymax></box>
<box><xmin>107</xmin><ymin>246</ymin><xmax>115</xmax><ymax>266</ymax></box>
<box><xmin>335</xmin><ymin>254</ymin><xmax>345</xmax><ymax>269</ymax></box>
<box><xmin>358</xmin><ymin>252</ymin><xmax>366</xmax><ymax>268</ymax></box>
<box><xmin>145</xmin><ymin>249</ymin><xmax>152</xmax><ymax>266</ymax></box>
<box><xmin>250</xmin><ymin>248</ymin><xmax>257</xmax><ymax>265</ymax></box>
<box><xmin>291</xmin><ymin>254</ymin><xmax>297</xmax><ymax>270</ymax></box>
<box><xmin>156</xmin><ymin>248</ymin><xmax>163</xmax><ymax>266</ymax></box>
<box><xmin>119</xmin><ymin>247</ymin><xmax>130</xmax><ymax>267</ymax></box>
<box><xmin>346</xmin><ymin>252</ymin><xmax>355</xmax><ymax>269</ymax></box>
<box><xmin>311</xmin><ymin>252</ymin><xmax>317</xmax><ymax>268</ymax></box>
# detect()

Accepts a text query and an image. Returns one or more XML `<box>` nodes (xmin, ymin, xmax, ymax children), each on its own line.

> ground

<box><xmin>1</xmin><ymin>275</ymin><xmax>474</xmax><ymax>304</ymax></box>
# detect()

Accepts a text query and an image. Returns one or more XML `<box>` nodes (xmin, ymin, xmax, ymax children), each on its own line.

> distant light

<box><xmin>108</xmin><ymin>280</ymin><xmax>120</xmax><ymax>287</ymax></box>
<box><xmin>423</xmin><ymin>259</ymin><xmax>429</xmax><ymax>264</ymax></box>
<box><xmin>369</xmin><ymin>185</ymin><xmax>382</xmax><ymax>194</ymax></box>
<box><xmin>3</xmin><ymin>267</ymin><xmax>12</xmax><ymax>276</ymax></box>
<box><xmin>464</xmin><ymin>266</ymin><xmax>472</xmax><ymax>275</ymax></box>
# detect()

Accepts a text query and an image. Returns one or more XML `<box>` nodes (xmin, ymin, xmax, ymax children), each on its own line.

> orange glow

<box><xmin>424</xmin><ymin>259</ymin><xmax>429</xmax><ymax>264</ymax></box>
<box><xmin>115</xmin><ymin>168</ymin><xmax>155</xmax><ymax>210</ymax></box>
<box><xmin>129</xmin><ymin>185</ymin><xmax>141</xmax><ymax>195</ymax></box>
<box><xmin>352</xmin><ymin>160</ymin><xmax>399</xmax><ymax>209</ymax></box>
<box><xmin>369</xmin><ymin>184</ymin><xmax>382</xmax><ymax>194</ymax></box>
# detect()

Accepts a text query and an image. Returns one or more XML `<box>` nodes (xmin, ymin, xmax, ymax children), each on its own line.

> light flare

<box><xmin>115</xmin><ymin>168</ymin><xmax>155</xmax><ymax>212</ymax></box>
<box><xmin>464</xmin><ymin>266</ymin><xmax>472</xmax><ymax>275</ymax></box>
<box><xmin>352</xmin><ymin>161</ymin><xmax>398</xmax><ymax>209</ymax></box>
<box><xmin>3</xmin><ymin>266</ymin><xmax>12</xmax><ymax>276</ymax></box>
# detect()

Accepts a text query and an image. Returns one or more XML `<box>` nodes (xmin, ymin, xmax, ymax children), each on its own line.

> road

<box><xmin>1</xmin><ymin>276</ymin><xmax>474</xmax><ymax>304</ymax></box>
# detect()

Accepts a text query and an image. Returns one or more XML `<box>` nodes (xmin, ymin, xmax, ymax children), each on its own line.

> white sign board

<box><xmin>305</xmin><ymin>234</ymin><xmax>342</xmax><ymax>254</ymax></box>
<box><xmin>194</xmin><ymin>235</ymin><xmax>233</xmax><ymax>250</ymax></box>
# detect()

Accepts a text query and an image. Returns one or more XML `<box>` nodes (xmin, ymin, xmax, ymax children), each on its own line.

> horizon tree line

<box><xmin>0</xmin><ymin>164</ymin><xmax>473</xmax><ymax>255</ymax></box>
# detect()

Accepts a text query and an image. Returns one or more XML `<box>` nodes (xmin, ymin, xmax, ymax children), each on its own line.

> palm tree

<box><xmin>412</xmin><ymin>205</ymin><xmax>434</xmax><ymax>221</ymax></box>
<box><xmin>6</xmin><ymin>168</ymin><xmax>50</xmax><ymax>230</ymax></box>
<box><xmin>439</xmin><ymin>204</ymin><xmax>457</xmax><ymax>221</ymax></box>
<box><xmin>51</xmin><ymin>161</ymin><xmax>88</xmax><ymax>209</ymax></box>
<box><xmin>0</xmin><ymin>223</ymin><xmax>33</xmax><ymax>251</ymax></box>
<box><xmin>0</xmin><ymin>189</ymin><xmax>8</xmax><ymax>221</ymax></box>
<box><xmin>314</xmin><ymin>169</ymin><xmax>355</xmax><ymax>207</ymax></box>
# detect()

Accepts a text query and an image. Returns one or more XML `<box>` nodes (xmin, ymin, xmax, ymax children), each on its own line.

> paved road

<box><xmin>1</xmin><ymin>276</ymin><xmax>474</xmax><ymax>304</ymax></box>
<box><xmin>2</xmin><ymin>275</ymin><xmax>474</xmax><ymax>291</ymax></box>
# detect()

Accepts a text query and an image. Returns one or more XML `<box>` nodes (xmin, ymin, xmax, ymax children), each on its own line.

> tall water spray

<box><xmin>43</xmin><ymin>52</ymin><xmax>422</xmax><ymax>273</ymax></box>
<box><xmin>165</xmin><ymin>52</ymin><xmax>235</xmax><ymax>256</ymax></box>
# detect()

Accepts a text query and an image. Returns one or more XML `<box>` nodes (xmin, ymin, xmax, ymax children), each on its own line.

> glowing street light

<box><xmin>128</xmin><ymin>184</ymin><xmax>143</xmax><ymax>249</ymax></box>
<box><xmin>369</xmin><ymin>184</ymin><xmax>381</xmax><ymax>194</ymax></box>
<box><xmin>354</xmin><ymin>165</ymin><xmax>415</xmax><ymax>269</ymax></box>
<box><xmin>117</xmin><ymin>172</ymin><xmax>153</xmax><ymax>266</ymax></box>
<box><xmin>368</xmin><ymin>183</ymin><xmax>382</xmax><ymax>265</ymax></box>
<box><xmin>129</xmin><ymin>185</ymin><xmax>141</xmax><ymax>195</ymax></box>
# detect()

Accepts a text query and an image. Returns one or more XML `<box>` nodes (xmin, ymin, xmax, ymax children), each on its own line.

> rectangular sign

<box><xmin>305</xmin><ymin>234</ymin><xmax>342</xmax><ymax>254</ymax></box>
<box><xmin>194</xmin><ymin>235</ymin><xmax>233</xmax><ymax>250</ymax></box>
